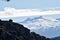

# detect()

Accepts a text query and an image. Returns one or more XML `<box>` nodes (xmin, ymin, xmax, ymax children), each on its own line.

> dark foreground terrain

<box><xmin>0</xmin><ymin>19</ymin><xmax>59</xmax><ymax>40</ymax></box>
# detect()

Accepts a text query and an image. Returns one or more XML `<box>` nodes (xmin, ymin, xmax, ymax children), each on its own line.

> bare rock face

<box><xmin>0</xmin><ymin>20</ymin><xmax>50</xmax><ymax>40</ymax></box>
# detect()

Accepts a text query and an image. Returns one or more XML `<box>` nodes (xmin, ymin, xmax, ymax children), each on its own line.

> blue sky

<box><xmin>0</xmin><ymin>0</ymin><xmax>60</xmax><ymax>10</ymax></box>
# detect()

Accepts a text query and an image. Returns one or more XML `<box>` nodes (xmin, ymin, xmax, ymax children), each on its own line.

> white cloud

<box><xmin>0</xmin><ymin>7</ymin><xmax>60</xmax><ymax>18</ymax></box>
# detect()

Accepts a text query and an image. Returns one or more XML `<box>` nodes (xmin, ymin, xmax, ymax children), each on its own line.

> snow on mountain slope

<box><xmin>18</xmin><ymin>16</ymin><xmax>60</xmax><ymax>38</ymax></box>
<box><xmin>20</xmin><ymin>16</ymin><xmax>60</xmax><ymax>30</ymax></box>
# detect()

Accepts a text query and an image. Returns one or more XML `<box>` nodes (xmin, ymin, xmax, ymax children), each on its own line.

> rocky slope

<box><xmin>0</xmin><ymin>19</ymin><xmax>50</xmax><ymax>40</ymax></box>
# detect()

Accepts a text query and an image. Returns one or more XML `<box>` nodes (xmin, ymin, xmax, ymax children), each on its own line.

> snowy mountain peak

<box><xmin>20</xmin><ymin>16</ymin><xmax>60</xmax><ymax>30</ymax></box>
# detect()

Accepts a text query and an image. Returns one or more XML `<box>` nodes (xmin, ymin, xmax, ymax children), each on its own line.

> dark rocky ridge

<box><xmin>0</xmin><ymin>19</ymin><xmax>50</xmax><ymax>40</ymax></box>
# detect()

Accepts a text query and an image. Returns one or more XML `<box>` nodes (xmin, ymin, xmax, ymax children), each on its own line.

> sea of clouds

<box><xmin>0</xmin><ymin>7</ymin><xmax>60</xmax><ymax>18</ymax></box>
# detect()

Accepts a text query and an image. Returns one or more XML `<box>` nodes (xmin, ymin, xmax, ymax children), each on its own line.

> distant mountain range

<box><xmin>18</xmin><ymin>16</ymin><xmax>60</xmax><ymax>38</ymax></box>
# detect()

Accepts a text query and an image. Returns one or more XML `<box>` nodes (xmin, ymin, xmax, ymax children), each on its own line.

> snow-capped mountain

<box><xmin>20</xmin><ymin>16</ymin><xmax>60</xmax><ymax>30</ymax></box>
<box><xmin>18</xmin><ymin>16</ymin><xmax>60</xmax><ymax>38</ymax></box>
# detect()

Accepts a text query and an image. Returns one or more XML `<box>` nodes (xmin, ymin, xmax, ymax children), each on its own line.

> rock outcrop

<box><xmin>0</xmin><ymin>19</ymin><xmax>50</xmax><ymax>40</ymax></box>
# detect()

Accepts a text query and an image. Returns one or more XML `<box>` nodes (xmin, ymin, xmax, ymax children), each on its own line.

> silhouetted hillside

<box><xmin>30</xmin><ymin>32</ymin><xmax>50</xmax><ymax>40</ymax></box>
<box><xmin>0</xmin><ymin>19</ymin><xmax>53</xmax><ymax>40</ymax></box>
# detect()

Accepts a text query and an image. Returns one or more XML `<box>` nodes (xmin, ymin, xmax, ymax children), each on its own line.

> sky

<box><xmin>0</xmin><ymin>0</ymin><xmax>60</xmax><ymax>38</ymax></box>
<box><xmin>0</xmin><ymin>0</ymin><xmax>60</xmax><ymax>18</ymax></box>
<box><xmin>0</xmin><ymin>0</ymin><xmax>60</xmax><ymax>10</ymax></box>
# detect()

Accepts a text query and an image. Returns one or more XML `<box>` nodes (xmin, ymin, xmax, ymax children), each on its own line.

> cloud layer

<box><xmin>0</xmin><ymin>7</ymin><xmax>60</xmax><ymax>18</ymax></box>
